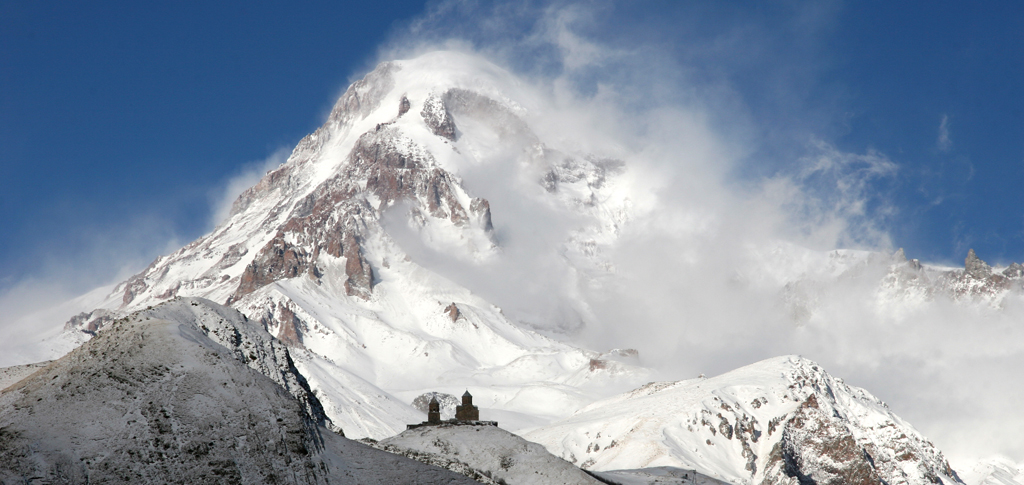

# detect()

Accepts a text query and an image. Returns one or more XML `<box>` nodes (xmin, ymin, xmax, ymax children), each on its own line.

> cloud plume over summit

<box><xmin>368</xmin><ymin>0</ymin><xmax>1024</xmax><ymax>466</ymax></box>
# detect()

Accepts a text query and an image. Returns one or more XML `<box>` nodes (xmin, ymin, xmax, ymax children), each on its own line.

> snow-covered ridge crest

<box><xmin>526</xmin><ymin>356</ymin><xmax>962</xmax><ymax>485</ymax></box>
<box><xmin>7</xmin><ymin>48</ymin><xmax>1005</xmax><ymax>482</ymax></box>
<box><xmin>58</xmin><ymin>50</ymin><xmax>647</xmax><ymax>440</ymax></box>
<box><xmin>961</xmin><ymin>456</ymin><xmax>1024</xmax><ymax>485</ymax></box>
<box><xmin>75</xmin><ymin>50</ymin><xmax>625</xmax><ymax>322</ymax></box>
<box><xmin>0</xmin><ymin>296</ymin><xmax>480</xmax><ymax>484</ymax></box>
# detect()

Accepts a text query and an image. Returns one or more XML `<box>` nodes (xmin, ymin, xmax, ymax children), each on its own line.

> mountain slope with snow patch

<box><xmin>526</xmin><ymin>356</ymin><xmax>962</xmax><ymax>485</ymax></box>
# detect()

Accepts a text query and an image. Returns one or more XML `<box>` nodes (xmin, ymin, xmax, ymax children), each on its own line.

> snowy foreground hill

<box><xmin>3</xmin><ymin>51</ymin><xmax>1021</xmax><ymax>483</ymax></box>
<box><xmin>0</xmin><ymin>298</ymin><xmax>477</xmax><ymax>483</ymax></box>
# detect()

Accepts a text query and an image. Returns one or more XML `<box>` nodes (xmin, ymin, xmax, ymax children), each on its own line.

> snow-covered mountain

<box><xmin>961</xmin><ymin>457</ymin><xmax>1024</xmax><ymax>485</ymax></box>
<box><xmin>58</xmin><ymin>51</ymin><xmax>646</xmax><ymax>440</ymax></box>
<box><xmin>525</xmin><ymin>356</ymin><xmax>962</xmax><ymax>485</ymax></box>
<box><xmin>7</xmin><ymin>50</ymin><xmax>1019</xmax><ymax>483</ymax></box>
<box><xmin>0</xmin><ymin>298</ymin><xmax>477</xmax><ymax>484</ymax></box>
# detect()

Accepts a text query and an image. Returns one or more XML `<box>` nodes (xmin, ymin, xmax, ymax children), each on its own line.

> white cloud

<box><xmin>0</xmin><ymin>148</ymin><xmax>289</xmax><ymax>365</ymax></box>
<box><xmin>378</xmin><ymin>0</ymin><xmax>1020</xmax><ymax>466</ymax></box>
<box><xmin>207</xmin><ymin>148</ymin><xmax>290</xmax><ymax>229</ymax></box>
<box><xmin>938</xmin><ymin>113</ymin><xmax>952</xmax><ymax>151</ymax></box>
<box><xmin>2</xmin><ymin>0</ymin><xmax>1016</xmax><ymax>468</ymax></box>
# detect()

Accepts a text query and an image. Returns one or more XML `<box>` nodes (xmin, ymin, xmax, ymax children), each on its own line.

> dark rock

<box><xmin>965</xmin><ymin>249</ymin><xmax>992</xmax><ymax>279</ymax></box>
<box><xmin>343</xmin><ymin>232</ymin><xmax>374</xmax><ymax>300</ymax></box>
<box><xmin>421</xmin><ymin>93</ymin><xmax>457</xmax><ymax>141</ymax></box>
<box><xmin>398</xmin><ymin>95</ymin><xmax>411</xmax><ymax>117</ymax></box>
<box><xmin>470</xmin><ymin>198</ymin><xmax>494</xmax><ymax>232</ymax></box>
<box><xmin>1003</xmin><ymin>262</ymin><xmax>1024</xmax><ymax>279</ymax></box>
<box><xmin>773</xmin><ymin>398</ymin><xmax>882</xmax><ymax>485</ymax></box>
<box><xmin>230</xmin><ymin>234</ymin><xmax>314</xmax><ymax>304</ymax></box>
<box><xmin>444</xmin><ymin>303</ymin><xmax>462</xmax><ymax>322</ymax></box>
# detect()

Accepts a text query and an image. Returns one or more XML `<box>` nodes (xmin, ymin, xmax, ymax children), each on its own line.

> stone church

<box><xmin>410</xmin><ymin>390</ymin><xmax>496</xmax><ymax>429</ymax></box>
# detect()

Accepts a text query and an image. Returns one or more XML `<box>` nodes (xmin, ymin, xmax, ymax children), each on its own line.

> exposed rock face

<box><xmin>469</xmin><ymin>198</ymin><xmax>493</xmax><ymax>231</ymax></box>
<box><xmin>1004</xmin><ymin>262</ymin><xmax>1024</xmax><ymax>279</ymax></box>
<box><xmin>421</xmin><ymin>92</ymin><xmax>457</xmax><ymax>141</ymax></box>
<box><xmin>242</xmin><ymin>297</ymin><xmax>310</xmax><ymax>349</ymax></box>
<box><xmin>342</xmin><ymin>232</ymin><xmax>374</xmax><ymax>299</ymax></box>
<box><xmin>866</xmin><ymin>248</ymin><xmax>1024</xmax><ymax>309</ymax></box>
<box><xmin>65</xmin><ymin>308</ymin><xmax>116</xmax><ymax>335</ymax></box>
<box><xmin>352</xmin><ymin>127</ymin><xmax>474</xmax><ymax>225</ymax></box>
<box><xmin>759</xmin><ymin>364</ymin><xmax>961</xmax><ymax>485</ymax></box>
<box><xmin>230</xmin><ymin>233</ymin><xmax>316</xmax><ymax>303</ymax></box>
<box><xmin>763</xmin><ymin>396</ymin><xmax>882</xmax><ymax>485</ymax></box>
<box><xmin>965</xmin><ymin>249</ymin><xmax>993</xmax><ymax>279</ymax></box>
<box><xmin>935</xmin><ymin>249</ymin><xmax>1018</xmax><ymax>302</ymax></box>
<box><xmin>122</xmin><ymin>271</ymin><xmax>150</xmax><ymax>307</ymax></box>
<box><xmin>398</xmin><ymin>95</ymin><xmax>411</xmax><ymax>117</ymax></box>
<box><xmin>527</xmin><ymin>356</ymin><xmax>963</xmax><ymax>485</ymax></box>
<box><xmin>223</xmin><ymin>118</ymin><xmax>494</xmax><ymax>304</ymax></box>
<box><xmin>444</xmin><ymin>303</ymin><xmax>462</xmax><ymax>322</ymax></box>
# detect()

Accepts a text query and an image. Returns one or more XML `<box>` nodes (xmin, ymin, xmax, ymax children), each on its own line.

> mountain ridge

<box><xmin>4</xmin><ymin>50</ymin><xmax>1017</xmax><ymax>483</ymax></box>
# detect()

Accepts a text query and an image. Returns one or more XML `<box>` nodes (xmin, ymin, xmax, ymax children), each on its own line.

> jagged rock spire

<box><xmin>892</xmin><ymin>248</ymin><xmax>907</xmax><ymax>262</ymax></box>
<box><xmin>965</xmin><ymin>248</ymin><xmax>992</xmax><ymax>279</ymax></box>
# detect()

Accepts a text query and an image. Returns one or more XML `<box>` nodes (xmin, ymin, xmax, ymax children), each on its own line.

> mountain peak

<box><xmin>965</xmin><ymin>248</ymin><xmax>992</xmax><ymax>279</ymax></box>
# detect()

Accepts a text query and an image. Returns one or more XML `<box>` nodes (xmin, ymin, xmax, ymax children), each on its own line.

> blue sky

<box><xmin>1</xmin><ymin>0</ymin><xmax>1022</xmax><ymax>294</ymax></box>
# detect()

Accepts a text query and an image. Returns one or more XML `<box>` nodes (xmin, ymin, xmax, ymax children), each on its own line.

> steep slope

<box><xmin>0</xmin><ymin>298</ymin><xmax>477</xmax><ymax>484</ymax></box>
<box><xmin>58</xmin><ymin>51</ymin><xmax>646</xmax><ymax>438</ymax></box>
<box><xmin>380</xmin><ymin>424</ymin><xmax>603</xmax><ymax>485</ymax></box>
<box><xmin>8</xmin><ymin>49</ymin><xmax>1001</xmax><ymax>478</ymax></box>
<box><xmin>961</xmin><ymin>457</ymin><xmax>1024</xmax><ymax>485</ymax></box>
<box><xmin>0</xmin><ymin>361</ymin><xmax>49</xmax><ymax>390</ymax></box>
<box><xmin>525</xmin><ymin>356</ymin><xmax>962</xmax><ymax>485</ymax></box>
<box><xmin>588</xmin><ymin>466</ymin><xmax>730</xmax><ymax>485</ymax></box>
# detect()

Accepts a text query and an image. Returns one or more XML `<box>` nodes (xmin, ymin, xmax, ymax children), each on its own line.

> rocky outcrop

<box><xmin>274</xmin><ymin>303</ymin><xmax>304</xmax><ymax>347</ymax></box>
<box><xmin>469</xmin><ymin>197</ymin><xmax>494</xmax><ymax>231</ymax></box>
<box><xmin>65</xmin><ymin>308</ymin><xmax>117</xmax><ymax>335</ymax></box>
<box><xmin>222</xmin><ymin>122</ymin><xmax>494</xmax><ymax>303</ymax></box>
<box><xmin>342</xmin><ymin>232</ymin><xmax>374</xmax><ymax>299</ymax></box>
<box><xmin>1003</xmin><ymin>263</ymin><xmax>1024</xmax><ymax>279</ymax></box>
<box><xmin>874</xmin><ymin>248</ymin><xmax>1024</xmax><ymax>307</ymax></box>
<box><xmin>965</xmin><ymin>249</ymin><xmax>993</xmax><ymax>279</ymax></box>
<box><xmin>935</xmin><ymin>249</ymin><xmax>1020</xmax><ymax>302</ymax></box>
<box><xmin>421</xmin><ymin>93</ymin><xmax>457</xmax><ymax>141</ymax></box>
<box><xmin>528</xmin><ymin>356</ymin><xmax>962</xmax><ymax>485</ymax></box>
<box><xmin>229</xmin><ymin>233</ymin><xmax>316</xmax><ymax>304</ymax></box>
<box><xmin>761</xmin><ymin>362</ymin><xmax>962</xmax><ymax>485</ymax></box>
<box><xmin>444</xmin><ymin>303</ymin><xmax>462</xmax><ymax>322</ymax></box>
<box><xmin>351</xmin><ymin>127</ymin><xmax>475</xmax><ymax>226</ymax></box>
<box><xmin>121</xmin><ymin>270</ymin><xmax>151</xmax><ymax>307</ymax></box>
<box><xmin>763</xmin><ymin>396</ymin><xmax>882</xmax><ymax>485</ymax></box>
<box><xmin>398</xmin><ymin>95</ymin><xmax>411</xmax><ymax>117</ymax></box>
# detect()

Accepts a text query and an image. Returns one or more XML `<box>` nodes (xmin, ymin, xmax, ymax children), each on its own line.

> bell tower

<box><xmin>427</xmin><ymin>396</ymin><xmax>441</xmax><ymax>424</ymax></box>
<box><xmin>455</xmin><ymin>390</ymin><xmax>479</xmax><ymax>421</ymax></box>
